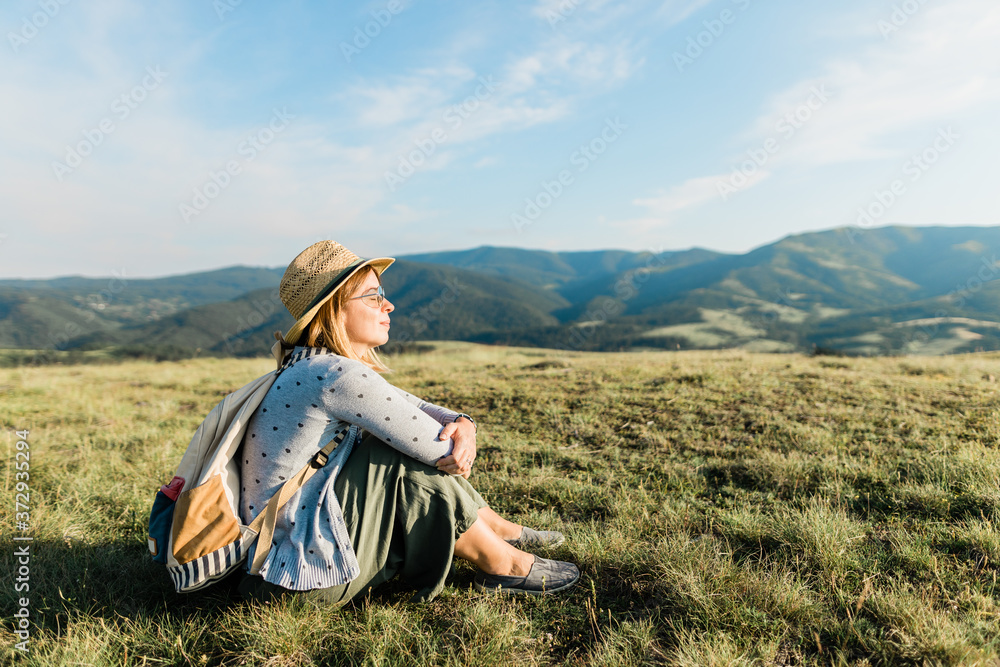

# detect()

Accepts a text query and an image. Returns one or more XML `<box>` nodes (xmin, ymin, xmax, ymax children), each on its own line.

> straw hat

<box><xmin>272</xmin><ymin>241</ymin><xmax>394</xmax><ymax>359</ymax></box>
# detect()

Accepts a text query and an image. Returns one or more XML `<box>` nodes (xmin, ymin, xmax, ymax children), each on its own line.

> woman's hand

<box><xmin>436</xmin><ymin>416</ymin><xmax>477</xmax><ymax>478</ymax></box>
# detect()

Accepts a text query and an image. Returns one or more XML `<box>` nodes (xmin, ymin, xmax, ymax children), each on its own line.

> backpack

<box><xmin>147</xmin><ymin>343</ymin><xmax>356</xmax><ymax>593</ymax></box>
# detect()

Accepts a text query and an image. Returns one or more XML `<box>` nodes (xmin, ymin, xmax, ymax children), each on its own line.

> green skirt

<box><xmin>239</xmin><ymin>431</ymin><xmax>488</xmax><ymax>604</ymax></box>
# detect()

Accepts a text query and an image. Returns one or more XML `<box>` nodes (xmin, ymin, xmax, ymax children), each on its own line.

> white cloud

<box><xmin>531</xmin><ymin>0</ymin><xmax>620</xmax><ymax>24</ymax></box>
<box><xmin>502</xmin><ymin>37</ymin><xmax>642</xmax><ymax>94</ymax></box>
<box><xmin>0</xmin><ymin>17</ymin><xmax>391</xmax><ymax>277</ymax></box>
<box><xmin>347</xmin><ymin>66</ymin><xmax>475</xmax><ymax>127</ymax></box>
<box><xmin>634</xmin><ymin>175</ymin><xmax>723</xmax><ymax>215</ymax></box>
<box><xmin>532</xmin><ymin>0</ymin><xmax>576</xmax><ymax>21</ymax></box>
<box><xmin>615</xmin><ymin>172</ymin><xmax>756</xmax><ymax>231</ymax></box>
<box><xmin>750</xmin><ymin>0</ymin><xmax>1000</xmax><ymax>169</ymax></box>
<box><xmin>347</xmin><ymin>30</ymin><xmax>642</xmax><ymax>184</ymax></box>
<box><xmin>505</xmin><ymin>54</ymin><xmax>546</xmax><ymax>92</ymax></box>
<box><xmin>655</xmin><ymin>0</ymin><xmax>714</xmax><ymax>27</ymax></box>
<box><xmin>1</xmin><ymin>0</ymin><xmax>657</xmax><ymax>277</ymax></box>
<box><xmin>617</xmin><ymin>0</ymin><xmax>1000</xmax><ymax>228</ymax></box>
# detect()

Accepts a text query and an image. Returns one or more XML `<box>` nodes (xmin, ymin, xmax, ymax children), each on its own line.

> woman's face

<box><xmin>342</xmin><ymin>268</ymin><xmax>394</xmax><ymax>358</ymax></box>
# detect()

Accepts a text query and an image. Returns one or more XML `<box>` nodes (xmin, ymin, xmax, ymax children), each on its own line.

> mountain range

<box><xmin>4</xmin><ymin>225</ymin><xmax>1000</xmax><ymax>358</ymax></box>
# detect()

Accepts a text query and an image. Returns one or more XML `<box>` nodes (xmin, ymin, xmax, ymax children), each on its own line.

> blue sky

<box><xmin>1</xmin><ymin>0</ymin><xmax>998</xmax><ymax>279</ymax></box>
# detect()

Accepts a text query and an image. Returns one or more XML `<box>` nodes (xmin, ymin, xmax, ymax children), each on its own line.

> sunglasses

<box><xmin>347</xmin><ymin>285</ymin><xmax>386</xmax><ymax>308</ymax></box>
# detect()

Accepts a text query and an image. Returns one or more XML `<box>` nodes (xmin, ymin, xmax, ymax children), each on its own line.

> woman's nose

<box><xmin>383</xmin><ymin>299</ymin><xmax>394</xmax><ymax>313</ymax></box>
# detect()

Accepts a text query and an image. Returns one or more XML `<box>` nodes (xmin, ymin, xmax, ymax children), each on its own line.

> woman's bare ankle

<box><xmin>477</xmin><ymin>508</ymin><xmax>524</xmax><ymax>541</ymax></box>
<box><xmin>508</xmin><ymin>549</ymin><xmax>535</xmax><ymax>577</ymax></box>
<box><xmin>496</xmin><ymin>525</ymin><xmax>523</xmax><ymax>542</ymax></box>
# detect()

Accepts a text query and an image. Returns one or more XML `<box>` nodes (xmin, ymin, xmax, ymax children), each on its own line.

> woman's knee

<box><xmin>362</xmin><ymin>433</ymin><xmax>442</xmax><ymax>475</ymax></box>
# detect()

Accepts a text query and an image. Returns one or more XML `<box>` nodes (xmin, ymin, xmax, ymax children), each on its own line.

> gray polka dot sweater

<box><xmin>239</xmin><ymin>346</ymin><xmax>460</xmax><ymax>591</ymax></box>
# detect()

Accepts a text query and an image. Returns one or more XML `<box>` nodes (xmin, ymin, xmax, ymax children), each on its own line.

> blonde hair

<box><xmin>302</xmin><ymin>267</ymin><xmax>391</xmax><ymax>373</ymax></box>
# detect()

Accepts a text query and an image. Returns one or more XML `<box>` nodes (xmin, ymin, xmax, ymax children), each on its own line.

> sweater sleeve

<box><xmin>389</xmin><ymin>386</ymin><xmax>461</xmax><ymax>426</ymax></box>
<box><xmin>318</xmin><ymin>359</ymin><xmax>453</xmax><ymax>466</ymax></box>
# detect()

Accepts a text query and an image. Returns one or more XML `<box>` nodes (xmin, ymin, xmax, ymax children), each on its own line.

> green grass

<box><xmin>2</xmin><ymin>342</ymin><xmax>1000</xmax><ymax>665</ymax></box>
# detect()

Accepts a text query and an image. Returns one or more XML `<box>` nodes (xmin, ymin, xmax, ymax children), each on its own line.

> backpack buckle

<box><xmin>311</xmin><ymin>450</ymin><xmax>329</xmax><ymax>468</ymax></box>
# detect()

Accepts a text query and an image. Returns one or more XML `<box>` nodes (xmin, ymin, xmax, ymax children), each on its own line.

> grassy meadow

<box><xmin>2</xmin><ymin>342</ymin><xmax>1000</xmax><ymax>665</ymax></box>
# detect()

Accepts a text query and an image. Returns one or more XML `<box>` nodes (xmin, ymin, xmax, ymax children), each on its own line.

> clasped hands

<box><xmin>435</xmin><ymin>416</ymin><xmax>477</xmax><ymax>479</ymax></box>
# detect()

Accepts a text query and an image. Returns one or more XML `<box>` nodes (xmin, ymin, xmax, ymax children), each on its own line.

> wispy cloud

<box><xmin>347</xmin><ymin>66</ymin><xmax>475</xmax><ymax>127</ymax></box>
<box><xmin>753</xmin><ymin>0</ymin><xmax>1000</xmax><ymax>168</ymax></box>
<box><xmin>5</xmin><ymin>0</ymin><xmax>996</xmax><ymax>278</ymax></box>
<box><xmin>353</xmin><ymin>29</ymin><xmax>643</xmax><ymax>186</ymax></box>
<box><xmin>655</xmin><ymin>0</ymin><xmax>714</xmax><ymax>27</ymax></box>
<box><xmin>615</xmin><ymin>173</ymin><xmax>756</xmax><ymax>232</ymax></box>
<box><xmin>0</xmin><ymin>0</ymin><xmax>652</xmax><ymax>277</ymax></box>
<box><xmin>618</xmin><ymin>0</ymin><xmax>1000</xmax><ymax>226</ymax></box>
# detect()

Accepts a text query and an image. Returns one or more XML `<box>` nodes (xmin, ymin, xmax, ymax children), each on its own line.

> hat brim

<box><xmin>281</xmin><ymin>256</ymin><xmax>394</xmax><ymax>346</ymax></box>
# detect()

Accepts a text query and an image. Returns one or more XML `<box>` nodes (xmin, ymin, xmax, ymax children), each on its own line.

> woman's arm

<box><xmin>388</xmin><ymin>388</ymin><xmax>477</xmax><ymax>478</ymax></box>
<box><xmin>390</xmin><ymin>386</ymin><xmax>461</xmax><ymax>426</ymax></box>
<box><xmin>318</xmin><ymin>359</ymin><xmax>453</xmax><ymax>466</ymax></box>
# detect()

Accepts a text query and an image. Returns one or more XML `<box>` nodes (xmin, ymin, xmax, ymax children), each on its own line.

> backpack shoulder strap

<box><xmin>272</xmin><ymin>331</ymin><xmax>296</xmax><ymax>369</ymax></box>
<box><xmin>247</xmin><ymin>424</ymin><xmax>357</xmax><ymax>575</ymax></box>
<box><xmin>173</xmin><ymin>371</ymin><xmax>278</xmax><ymax>493</ymax></box>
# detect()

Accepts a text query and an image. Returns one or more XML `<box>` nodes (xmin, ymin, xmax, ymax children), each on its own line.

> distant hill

<box><xmin>4</xmin><ymin>226</ymin><xmax>1000</xmax><ymax>357</ymax></box>
<box><xmin>402</xmin><ymin>246</ymin><xmax>724</xmax><ymax>295</ymax></box>
<box><xmin>0</xmin><ymin>266</ymin><xmax>285</xmax><ymax>348</ymax></box>
<box><xmin>56</xmin><ymin>261</ymin><xmax>568</xmax><ymax>357</ymax></box>
<box><xmin>403</xmin><ymin>226</ymin><xmax>1000</xmax><ymax>355</ymax></box>
<box><xmin>0</xmin><ymin>287</ymin><xmax>123</xmax><ymax>350</ymax></box>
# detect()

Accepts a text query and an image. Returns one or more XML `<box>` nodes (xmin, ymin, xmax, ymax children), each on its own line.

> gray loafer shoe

<box><xmin>474</xmin><ymin>556</ymin><xmax>580</xmax><ymax>595</ymax></box>
<box><xmin>505</xmin><ymin>527</ymin><xmax>566</xmax><ymax>549</ymax></box>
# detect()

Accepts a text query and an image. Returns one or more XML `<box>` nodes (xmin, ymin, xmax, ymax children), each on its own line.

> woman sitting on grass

<box><xmin>237</xmin><ymin>240</ymin><xmax>580</xmax><ymax>604</ymax></box>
